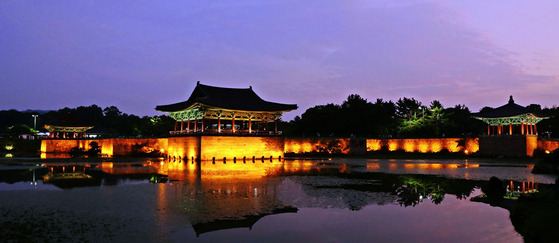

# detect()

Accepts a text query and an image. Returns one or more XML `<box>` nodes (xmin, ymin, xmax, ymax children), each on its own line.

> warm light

<box><xmin>545</xmin><ymin>150</ymin><xmax>550</xmax><ymax>154</ymax></box>
<box><xmin>417</xmin><ymin>141</ymin><xmax>429</xmax><ymax>153</ymax></box>
<box><xmin>403</xmin><ymin>140</ymin><xmax>415</xmax><ymax>152</ymax></box>
<box><xmin>4</xmin><ymin>144</ymin><xmax>13</xmax><ymax>151</ymax></box>
<box><xmin>464</xmin><ymin>164</ymin><xmax>480</xmax><ymax>168</ymax></box>
<box><xmin>367</xmin><ymin>139</ymin><xmax>382</xmax><ymax>151</ymax></box>
<box><xmin>101</xmin><ymin>162</ymin><xmax>113</xmax><ymax>169</ymax></box>
<box><xmin>198</xmin><ymin>160</ymin><xmax>284</xmax><ymax>179</ymax></box>
<box><xmin>367</xmin><ymin>163</ymin><xmax>380</xmax><ymax>169</ymax></box>
<box><xmin>388</xmin><ymin>141</ymin><xmax>398</xmax><ymax>151</ymax></box>
<box><xmin>464</xmin><ymin>150</ymin><xmax>469</xmax><ymax>154</ymax></box>
<box><xmin>431</xmin><ymin>141</ymin><xmax>442</xmax><ymax>153</ymax></box>
<box><xmin>5</xmin><ymin>153</ymin><xmax>13</xmax><ymax>158</ymax></box>
<box><xmin>366</xmin><ymin>138</ymin><xmax>478</xmax><ymax>154</ymax></box>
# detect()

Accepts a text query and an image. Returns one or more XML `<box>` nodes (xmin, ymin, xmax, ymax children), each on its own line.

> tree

<box><xmin>427</xmin><ymin>100</ymin><xmax>446</xmax><ymax>136</ymax></box>
<box><xmin>396</xmin><ymin>97</ymin><xmax>422</xmax><ymax>121</ymax></box>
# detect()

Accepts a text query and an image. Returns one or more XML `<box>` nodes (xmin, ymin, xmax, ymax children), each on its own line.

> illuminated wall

<box><xmin>478</xmin><ymin>135</ymin><xmax>537</xmax><ymax>157</ymax></box>
<box><xmin>526</xmin><ymin>135</ymin><xmax>538</xmax><ymax>157</ymax></box>
<box><xmin>200</xmin><ymin>136</ymin><xmax>284</xmax><ymax>161</ymax></box>
<box><xmin>284</xmin><ymin>138</ymin><xmax>351</xmax><ymax>154</ymax></box>
<box><xmin>537</xmin><ymin>139</ymin><xmax>559</xmax><ymax>153</ymax></box>
<box><xmin>112</xmin><ymin>138</ymin><xmax>167</xmax><ymax>156</ymax></box>
<box><xmin>365</xmin><ymin>138</ymin><xmax>479</xmax><ymax>154</ymax></box>
<box><xmin>41</xmin><ymin>136</ymin><xmax>488</xmax><ymax>158</ymax></box>
<box><xmin>41</xmin><ymin>138</ymin><xmax>168</xmax><ymax>157</ymax></box>
<box><xmin>167</xmin><ymin>136</ymin><xmax>200</xmax><ymax>161</ymax></box>
<box><xmin>41</xmin><ymin>139</ymin><xmax>79</xmax><ymax>153</ymax></box>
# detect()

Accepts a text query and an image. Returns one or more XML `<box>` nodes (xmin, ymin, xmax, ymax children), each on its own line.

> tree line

<box><xmin>0</xmin><ymin>105</ymin><xmax>173</xmax><ymax>138</ymax></box>
<box><xmin>1</xmin><ymin>95</ymin><xmax>558</xmax><ymax>139</ymax></box>
<box><xmin>280</xmin><ymin>94</ymin><xmax>559</xmax><ymax>138</ymax></box>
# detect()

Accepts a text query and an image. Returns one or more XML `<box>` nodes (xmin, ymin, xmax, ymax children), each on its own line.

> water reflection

<box><xmin>363</xmin><ymin>159</ymin><xmax>556</xmax><ymax>184</ymax></box>
<box><xmin>0</xmin><ymin>158</ymin><xmax>554</xmax><ymax>242</ymax></box>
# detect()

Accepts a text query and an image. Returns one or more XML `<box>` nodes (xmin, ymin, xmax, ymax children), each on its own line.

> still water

<box><xmin>0</xmin><ymin>158</ymin><xmax>556</xmax><ymax>242</ymax></box>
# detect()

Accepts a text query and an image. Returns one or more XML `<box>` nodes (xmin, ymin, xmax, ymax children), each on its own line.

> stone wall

<box><xmin>537</xmin><ymin>139</ymin><xmax>559</xmax><ymax>153</ymax></box>
<box><xmin>166</xmin><ymin>136</ymin><xmax>200</xmax><ymax>161</ymax></box>
<box><xmin>284</xmin><ymin>138</ymin><xmax>351</xmax><ymax>154</ymax></box>
<box><xmin>41</xmin><ymin>136</ymin><xmax>284</xmax><ymax>162</ymax></box>
<box><xmin>45</xmin><ymin>135</ymin><xmax>558</xmax><ymax>159</ymax></box>
<box><xmin>200</xmin><ymin>136</ymin><xmax>284</xmax><ymax>161</ymax></box>
<box><xmin>365</xmin><ymin>138</ymin><xmax>479</xmax><ymax>154</ymax></box>
<box><xmin>41</xmin><ymin>138</ymin><xmax>167</xmax><ymax>157</ymax></box>
<box><xmin>478</xmin><ymin>135</ymin><xmax>537</xmax><ymax>157</ymax></box>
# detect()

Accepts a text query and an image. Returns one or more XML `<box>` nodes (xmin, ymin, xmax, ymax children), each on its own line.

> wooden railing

<box><xmin>169</xmin><ymin>129</ymin><xmax>282</xmax><ymax>136</ymax></box>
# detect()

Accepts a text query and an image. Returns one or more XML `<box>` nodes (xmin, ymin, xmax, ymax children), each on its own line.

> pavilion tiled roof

<box><xmin>155</xmin><ymin>82</ymin><xmax>298</xmax><ymax>112</ymax></box>
<box><xmin>471</xmin><ymin>96</ymin><xmax>551</xmax><ymax>118</ymax></box>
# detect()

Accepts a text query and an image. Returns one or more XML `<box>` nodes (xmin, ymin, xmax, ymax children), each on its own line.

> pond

<box><xmin>0</xmin><ymin>157</ymin><xmax>556</xmax><ymax>242</ymax></box>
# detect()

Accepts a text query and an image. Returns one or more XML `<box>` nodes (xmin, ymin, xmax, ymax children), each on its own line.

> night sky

<box><xmin>2</xmin><ymin>1</ymin><xmax>558</xmax><ymax>120</ymax></box>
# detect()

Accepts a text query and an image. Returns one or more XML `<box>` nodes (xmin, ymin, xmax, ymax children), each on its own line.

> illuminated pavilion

<box><xmin>471</xmin><ymin>96</ymin><xmax>551</xmax><ymax>157</ymax></box>
<box><xmin>44</xmin><ymin>115</ymin><xmax>94</xmax><ymax>139</ymax></box>
<box><xmin>155</xmin><ymin>82</ymin><xmax>298</xmax><ymax>135</ymax></box>
<box><xmin>471</xmin><ymin>96</ymin><xmax>550</xmax><ymax>136</ymax></box>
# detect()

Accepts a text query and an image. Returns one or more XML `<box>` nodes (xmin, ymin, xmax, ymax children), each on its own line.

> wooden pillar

<box><xmin>63</xmin><ymin>132</ymin><xmax>66</xmax><ymax>139</ymax></box>
<box><xmin>202</xmin><ymin>118</ymin><xmax>205</xmax><ymax>132</ymax></box>
<box><xmin>529</xmin><ymin>124</ymin><xmax>533</xmax><ymax>135</ymax></box>
<box><xmin>498</xmin><ymin>124</ymin><xmax>501</xmax><ymax>135</ymax></box>
<box><xmin>180</xmin><ymin>120</ymin><xmax>184</xmax><ymax>131</ymax></box>
<box><xmin>232</xmin><ymin>117</ymin><xmax>236</xmax><ymax>133</ymax></box>
<box><xmin>174</xmin><ymin>121</ymin><xmax>178</xmax><ymax>131</ymax></box>
<box><xmin>249</xmin><ymin>119</ymin><xmax>252</xmax><ymax>133</ymax></box>
<box><xmin>509</xmin><ymin>123</ymin><xmax>512</xmax><ymax>135</ymax></box>
<box><xmin>194</xmin><ymin>119</ymin><xmax>197</xmax><ymax>132</ymax></box>
<box><xmin>487</xmin><ymin>124</ymin><xmax>490</xmax><ymax>135</ymax></box>
<box><xmin>521</xmin><ymin>122</ymin><xmax>524</xmax><ymax>135</ymax></box>
<box><xmin>275</xmin><ymin>119</ymin><xmax>278</xmax><ymax>134</ymax></box>
<box><xmin>264</xmin><ymin>120</ymin><xmax>268</xmax><ymax>131</ymax></box>
<box><xmin>187</xmin><ymin>119</ymin><xmax>190</xmax><ymax>131</ymax></box>
<box><xmin>218</xmin><ymin>117</ymin><xmax>221</xmax><ymax>133</ymax></box>
<box><xmin>535</xmin><ymin>124</ymin><xmax>538</xmax><ymax>135</ymax></box>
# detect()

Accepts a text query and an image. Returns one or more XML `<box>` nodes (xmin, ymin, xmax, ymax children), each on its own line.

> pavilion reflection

<box><xmin>42</xmin><ymin>163</ymin><xmax>100</xmax><ymax>188</ymax></box>
<box><xmin>153</xmin><ymin>160</ymin><xmax>298</xmax><ymax>237</ymax></box>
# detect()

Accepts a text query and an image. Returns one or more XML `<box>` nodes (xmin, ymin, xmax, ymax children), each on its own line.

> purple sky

<box><xmin>1</xmin><ymin>1</ymin><xmax>558</xmax><ymax>120</ymax></box>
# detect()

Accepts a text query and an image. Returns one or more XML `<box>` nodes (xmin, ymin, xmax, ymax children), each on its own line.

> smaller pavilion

<box><xmin>472</xmin><ymin>96</ymin><xmax>551</xmax><ymax>157</ymax></box>
<box><xmin>44</xmin><ymin>115</ymin><xmax>94</xmax><ymax>139</ymax></box>
<box><xmin>472</xmin><ymin>96</ymin><xmax>550</xmax><ymax>136</ymax></box>
<box><xmin>155</xmin><ymin>82</ymin><xmax>297</xmax><ymax>135</ymax></box>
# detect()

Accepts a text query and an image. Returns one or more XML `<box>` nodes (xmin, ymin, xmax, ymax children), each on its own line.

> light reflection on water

<box><xmin>357</xmin><ymin>158</ymin><xmax>556</xmax><ymax>184</ymax></box>
<box><xmin>1</xmin><ymin>158</ymin><xmax>554</xmax><ymax>242</ymax></box>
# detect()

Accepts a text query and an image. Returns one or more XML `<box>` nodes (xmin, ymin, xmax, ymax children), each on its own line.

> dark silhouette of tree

<box><xmin>396</xmin><ymin>97</ymin><xmax>422</xmax><ymax>121</ymax></box>
<box><xmin>0</xmin><ymin>105</ymin><xmax>174</xmax><ymax>138</ymax></box>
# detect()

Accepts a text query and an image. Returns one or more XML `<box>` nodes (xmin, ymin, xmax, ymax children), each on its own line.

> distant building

<box><xmin>471</xmin><ymin>96</ymin><xmax>552</xmax><ymax>157</ymax></box>
<box><xmin>44</xmin><ymin>115</ymin><xmax>93</xmax><ymax>139</ymax></box>
<box><xmin>472</xmin><ymin>95</ymin><xmax>550</xmax><ymax>136</ymax></box>
<box><xmin>156</xmin><ymin>82</ymin><xmax>297</xmax><ymax>135</ymax></box>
